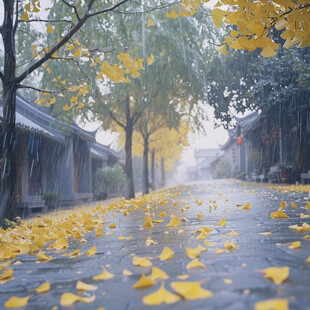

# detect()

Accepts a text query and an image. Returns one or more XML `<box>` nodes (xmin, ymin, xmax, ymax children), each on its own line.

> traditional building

<box><xmin>0</xmin><ymin>95</ymin><xmax>119</xmax><ymax>216</ymax></box>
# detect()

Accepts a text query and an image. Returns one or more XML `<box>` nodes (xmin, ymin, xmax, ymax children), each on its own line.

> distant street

<box><xmin>1</xmin><ymin>180</ymin><xmax>310</xmax><ymax>309</ymax></box>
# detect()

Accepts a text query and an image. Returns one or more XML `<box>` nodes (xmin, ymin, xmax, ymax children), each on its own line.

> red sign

<box><xmin>236</xmin><ymin>137</ymin><xmax>243</xmax><ymax>145</ymax></box>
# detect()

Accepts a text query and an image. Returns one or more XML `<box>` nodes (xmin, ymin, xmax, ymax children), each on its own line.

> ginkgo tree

<box><xmin>0</xmin><ymin>0</ymin><xmax>170</xmax><ymax>222</ymax></box>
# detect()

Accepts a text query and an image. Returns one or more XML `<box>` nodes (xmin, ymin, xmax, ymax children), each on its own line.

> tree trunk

<box><xmin>124</xmin><ymin>97</ymin><xmax>135</xmax><ymax>199</ymax></box>
<box><xmin>160</xmin><ymin>156</ymin><xmax>165</xmax><ymax>188</ymax></box>
<box><xmin>0</xmin><ymin>0</ymin><xmax>17</xmax><ymax>223</ymax></box>
<box><xmin>142</xmin><ymin>134</ymin><xmax>149</xmax><ymax>195</ymax></box>
<box><xmin>151</xmin><ymin>150</ymin><xmax>155</xmax><ymax>190</ymax></box>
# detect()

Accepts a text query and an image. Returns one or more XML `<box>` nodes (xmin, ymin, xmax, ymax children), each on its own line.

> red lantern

<box><xmin>232</xmin><ymin>147</ymin><xmax>236</xmax><ymax>163</ymax></box>
<box><xmin>236</xmin><ymin>137</ymin><xmax>243</xmax><ymax>145</ymax></box>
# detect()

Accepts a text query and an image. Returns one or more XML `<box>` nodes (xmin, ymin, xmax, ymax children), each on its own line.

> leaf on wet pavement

<box><xmin>214</xmin><ymin>248</ymin><xmax>225</xmax><ymax>254</ymax></box>
<box><xmin>204</xmin><ymin>241</ymin><xmax>217</xmax><ymax>246</ymax></box>
<box><xmin>185</xmin><ymin>245</ymin><xmax>207</xmax><ymax>259</ymax></box>
<box><xmin>133</xmin><ymin>274</ymin><xmax>156</xmax><ymax>288</ymax></box>
<box><xmin>86</xmin><ymin>246</ymin><xmax>97</xmax><ymax>256</ymax></box>
<box><xmin>47</xmin><ymin>238</ymin><xmax>68</xmax><ymax>250</ymax></box>
<box><xmin>254</xmin><ymin>298</ymin><xmax>289</xmax><ymax>310</ymax></box>
<box><xmin>259</xmin><ymin>232</ymin><xmax>272</xmax><ymax>236</ymax></box>
<box><xmin>280</xmin><ymin>201</ymin><xmax>287</xmax><ymax>208</ymax></box>
<box><xmin>0</xmin><ymin>268</ymin><xmax>14</xmax><ymax>281</ymax></box>
<box><xmin>260</xmin><ymin>266</ymin><xmax>289</xmax><ymax>284</ymax></box>
<box><xmin>170</xmin><ymin>281</ymin><xmax>212</xmax><ymax>300</ymax></box>
<box><xmin>288</xmin><ymin>241</ymin><xmax>301</xmax><ymax>249</ymax></box>
<box><xmin>166</xmin><ymin>217</ymin><xmax>180</xmax><ymax>227</ymax></box>
<box><xmin>96</xmin><ymin>224</ymin><xmax>103</xmax><ymax>237</ymax></box>
<box><xmin>305</xmin><ymin>256</ymin><xmax>310</xmax><ymax>263</ymax></box>
<box><xmin>159</xmin><ymin>247</ymin><xmax>174</xmax><ymax>261</ymax></box>
<box><xmin>226</xmin><ymin>230</ymin><xmax>239</xmax><ymax>236</ymax></box>
<box><xmin>60</xmin><ymin>292</ymin><xmax>95</xmax><ymax>306</ymax></box>
<box><xmin>143</xmin><ymin>217</ymin><xmax>154</xmax><ymax>228</ymax></box>
<box><xmin>92</xmin><ymin>267</ymin><xmax>114</xmax><ymax>280</ymax></box>
<box><xmin>176</xmin><ymin>274</ymin><xmax>189</xmax><ymax>280</ymax></box>
<box><xmin>36</xmin><ymin>251</ymin><xmax>52</xmax><ymax>262</ymax></box>
<box><xmin>224</xmin><ymin>241</ymin><xmax>237</xmax><ymax>251</ymax></box>
<box><xmin>109</xmin><ymin>223</ymin><xmax>116</xmax><ymax>229</ymax></box>
<box><xmin>216</xmin><ymin>218</ymin><xmax>226</xmax><ymax>226</ymax></box>
<box><xmin>132</xmin><ymin>256</ymin><xmax>153</xmax><ymax>267</ymax></box>
<box><xmin>76</xmin><ymin>280</ymin><xmax>98</xmax><ymax>291</ymax></box>
<box><xmin>142</xmin><ymin>282</ymin><xmax>181</xmax><ymax>305</ymax></box>
<box><xmin>270</xmin><ymin>209</ymin><xmax>289</xmax><ymax>219</ymax></box>
<box><xmin>123</xmin><ymin>269</ymin><xmax>133</xmax><ymax>276</ymax></box>
<box><xmin>145</xmin><ymin>237</ymin><xmax>158</xmax><ymax>246</ymax></box>
<box><xmin>243</xmin><ymin>203</ymin><xmax>251</xmax><ymax>210</ymax></box>
<box><xmin>197</xmin><ymin>214</ymin><xmax>204</xmax><ymax>221</ymax></box>
<box><xmin>149</xmin><ymin>267</ymin><xmax>169</xmax><ymax>280</ymax></box>
<box><xmin>223</xmin><ymin>278</ymin><xmax>232</xmax><ymax>284</ymax></box>
<box><xmin>32</xmin><ymin>282</ymin><xmax>50</xmax><ymax>293</ymax></box>
<box><xmin>186</xmin><ymin>258</ymin><xmax>206</xmax><ymax>269</ymax></box>
<box><xmin>159</xmin><ymin>212</ymin><xmax>166</xmax><ymax>217</ymax></box>
<box><xmin>4</xmin><ymin>295</ymin><xmax>32</xmax><ymax>308</ymax></box>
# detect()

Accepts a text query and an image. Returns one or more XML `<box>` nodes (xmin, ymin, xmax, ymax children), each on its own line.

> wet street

<box><xmin>1</xmin><ymin>180</ymin><xmax>310</xmax><ymax>309</ymax></box>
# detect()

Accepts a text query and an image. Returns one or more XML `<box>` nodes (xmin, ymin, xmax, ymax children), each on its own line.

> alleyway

<box><xmin>1</xmin><ymin>180</ymin><xmax>309</xmax><ymax>309</ymax></box>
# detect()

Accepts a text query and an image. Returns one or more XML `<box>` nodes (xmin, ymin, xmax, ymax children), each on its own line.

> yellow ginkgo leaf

<box><xmin>67</xmin><ymin>249</ymin><xmax>80</xmax><ymax>257</ymax></box>
<box><xmin>227</xmin><ymin>230</ymin><xmax>239</xmax><ymax>236</ymax></box>
<box><xmin>147</xmin><ymin>18</ymin><xmax>154</xmax><ymax>27</ymax></box>
<box><xmin>270</xmin><ymin>209</ymin><xmax>289</xmax><ymax>219</ymax></box>
<box><xmin>159</xmin><ymin>212</ymin><xmax>166</xmax><ymax>217</ymax></box>
<box><xmin>300</xmin><ymin>213</ymin><xmax>310</xmax><ymax>219</ymax></box>
<box><xmin>86</xmin><ymin>246</ymin><xmax>97</xmax><ymax>256</ymax></box>
<box><xmin>145</xmin><ymin>237</ymin><xmax>158</xmax><ymax>246</ymax></box>
<box><xmin>48</xmin><ymin>238</ymin><xmax>68</xmax><ymax>250</ymax></box>
<box><xmin>223</xmin><ymin>278</ymin><xmax>232</xmax><ymax>285</ymax></box>
<box><xmin>73</xmin><ymin>231</ymin><xmax>84</xmax><ymax>238</ymax></box>
<box><xmin>0</xmin><ymin>261</ymin><xmax>11</xmax><ymax>271</ymax></box>
<box><xmin>92</xmin><ymin>267</ymin><xmax>114</xmax><ymax>280</ymax></box>
<box><xmin>185</xmin><ymin>245</ymin><xmax>207</xmax><ymax>259</ymax></box>
<box><xmin>149</xmin><ymin>267</ymin><xmax>169</xmax><ymax>281</ymax></box>
<box><xmin>96</xmin><ymin>224</ymin><xmax>103</xmax><ymax>237</ymax></box>
<box><xmin>109</xmin><ymin>223</ymin><xmax>116</xmax><ymax>229</ymax></box>
<box><xmin>186</xmin><ymin>258</ymin><xmax>205</xmax><ymax>269</ymax></box>
<box><xmin>243</xmin><ymin>203</ymin><xmax>251</xmax><ymax>210</ymax></box>
<box><xmin>166</xmin><ymin>217</ymin><xmax>180</xmax><ymax>227</ymax></box>
<box><xmin>132</xmin><ymin>256</ymin><xmax>153</xmax><ymax>267</ymax></box>
<box><xmin>33</xmin><ymin>282</ymin><xmax>50</xmax><ymax>293</ymax></box>
<box><xmin>142</xmin><ymin>282</ymin><xmax>181</xmax><ymax>305</ymax></box>
<box><xmin>159</xmin><ymin>247</ymin><xmax>174</xmax><ymax>261</ymax></box>
<box><xmin>280</xmin><ymin>201</ymin><xmax>287</xmax><ymax>208</ymax></box>
<box><xmin>254</xmin><ymin>298</ymin><xmax>289</xmax><ymax>310</ymax></box>
<box><xmin>47</xmin><ymin>25</ymin><xmax>53</xmax><ymax>33</ymax></box>
<box><xmin>143</xmin><ymin>217</ymin><xmax>154</xmax><ymax>229</ymax></box>
<box><xmin>147</xmin><ymin>53</ymin><xmax>155</xmax><ymax>65</ymax></box>
<box><xmin>288</xmin><ymin>241</ymin><xmax>300</xmax><ymax>249</ymax></box>
<box><xmin>4</xmin><ymin>295</ymin><xmax>32</xmax><ymax>308</ymax></box>
<box><xmin>76</xmin><ymin>280</ymin><xmax>98</xmax><ymax>291</ymax></box>
<box><xmin>260</xmin><ymin>266</ymin><xmax>289</xmax><ymax>285</ymax></box>
<box><xmin>123</xmin><ymin>269</ymin><xmax>133</xmax><ymax>276</ymax></box>
<box><xmin>216</xmin><ymin>218</ymin><xmax>226</xmax><ymax>226</ymax></box>
<box><xmin>214</xmin><ymin>248</ymin><xmax>225</xmax><ymax>254</ymax></box>
<box><xmin>259</xmin><ymin>232</ymin><xmax>272</xmax><ymax>236</ymax></box>
<box><xmin>215</xmin><ymin>44</ymin><xmax>227</xmax><ymax>55</ymax></box>
<box><xmin>133</xmin><ymin>274</ymin><xmax>156</xmax><ymax>289</ymax></box>
<box><xmin>197</xmin><ymin>214</ymin><xmax>204</xmax><ymax>221</ymax></box>
<box><xmin>60</xmin><ymin>293</ymin><xmax>95</xmax><ymax>306</ymax></box>
<box><xmin>212</xmin><ymin>8</ymin><xmax>227</xmax><ymax>28</ymax></box>
<box><xmin>36</xmin><ymin>251</ymin><xmax>52</xmax><ymax>262</ymax></box>
<box><xmin>204</xmin><ymin>241</ymin><xmax>217</xmax><ymax>246</ymax></box>
<box><xmin>0</xmin><ymin>268</ymin><xmax>14</xmax><ymax>281</ymax></box>
<box><xmin>291</xmin><ymin>202</ymin><xmax>298</xmax><ymax>208</ymax></box>
<box><xmin>305</xmin><ymin>256</ymin><xmax>310</xmax><ymax>263</ymax></box>
<box><xmin>20</xmin><ymin>12</ymin><xmax>29</xmax><ymax>22</ymax></box>
<box><xmin>224</xmin><ymin>241</ymin><xmax>237</xmax><ymax>251</ymax></box>
<box><xmin>170</xmin><ymin>281</ymin><xmax>212</xmax><ymax>300</ymax></box>
<box><xmin>166</xmin><ymin>10</ymin><xmax>178</xmax><ymax>19</ymax></box>
<box><xmin>176</xmin><ymin>274</ymin><xmax>189</xmax><ymax>280</ymax></box>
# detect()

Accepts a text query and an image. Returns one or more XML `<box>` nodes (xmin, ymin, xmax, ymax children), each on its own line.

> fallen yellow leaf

<box><xmin>204</xmin><ymin>241</ymin><xmax>217</xmax><ymax>246</ymax></box>
<box><xmin>36</xmin><ymin>251</ymin><xmax>52</xmax><ymax>262</ymax></box>
<box><xmin>254</xmin><ymin>298</ymin><xmax>289</xmax><ymax>310</ymax></box>
<box><xmin>132</xmin><ymin>256</ymin><xmax>153</xmax><ymax>267</ymax></box>
<box><xmin>166</xmin><ymin>217</ymin><xmax>180</xmax><ymax>227</ymax></box>
<box><xmin>60</xmin><ymin>292</ymin><xmax>95</xmax><ymax>306</ymax></box>
<box><xmin>159</xmin><ymin>247</ymin><xmax>174</xmax><ymax>261</ymax></box>
<box><xmin>216</xmin><ymin>218</ymin><xmax>226</xmax><ymax>227</ymax></box>
<box><xmin>260</xmin><ymin>266</ymin><xmax>289</xmax><ymax>285</ymax></box>
<box><xmin>280</xmin><ymin>201</ymin><xmax>287</xmax><ymax>208</ymax></box>
<box><xmin>170</xmin><ymin>281</ymin><xmax>212</xmax><ymax>300</ymax></box>
<box><xmin>227</xmin><ymin>230</ymin><xmax>239</xmax><ymax>236</ymax></box>
<box><xmin>185</xmin><ymin>245</ymin><xmax>207</xmax><ymax>259</ymax></box>
<box><xmin>145</xmin><ymin>237</ymin><xmax>158</xmax><ymax>246</ymax></box>
<box><xmin>224</xmin><ymin>241</ymin><xmax>237</xmax><ymax>251</ymax></box>
<box><xmin>288</xmin><ymin>241</ymin><xmax>301</xmax><ymax>249</ymax></box>
<box><xmin>214</xmin><ymin>248</ymin><xmax>225</xmax><ymax>254</ymax></box>
<box><xmin>4</xmin><ymin>295</ymin><xmax>32</xmax><ymax>308</ymax></box>
<box><xmin>133</xmin><ymin>274</ymin><xmax>156</xmax><ymax>288</ymax></box>
<box><xmin>223</xmin><ymin>278</ymin><xmax>232</xmax><ymax>284</ymax></box>
<box><xmin>143</xmin><ymin>217</ymin><xmax>154</xmax><ymax>229</ymax></box>
<box><xmin>305</xmin><ymin>255</ymin><xmax>310</xmax><ymax>263</ymax></box>
<box><xmin>176</xmin><ymin>274</ymin><xmax>189</xmax><ymax>280</ymax></box>
<box><xmin>243</xmin><ymin>203</ymin><xmax>251</xmax><ymax>210</ymax></box>
<box><xmin>109</xmin><ymin>223</ymin><xmax>116</xmax><ymax>229</ymax></box>
<box><xmin>0</xmin><ymin>268</ymin><xmax>13</xmax><ymax>280</ymax></box>
<box><xmin>86</xmin><ymin>246</ymin><xmax>97</xmax><ymax>256</ymax></box>
<box><xmin>47</xmin><ymin>238</ymin><xmax>68</xmax><ymax>250</ymax></box>
<box><xmin>259</xmin><ymin>232</ymin><xmax>272</xmax><ymax>236</ymax></box>
<box><xmin>76</xmin><ymin>280</ymin><xmax>97</xmax><ymax>291</ymax></box>
<box><xmin>93</xmin><ymin>267</ymin><xmax>114</xmax><ymax>280</ymax></box>
<box><xmin>96</xmin><ymin>224</ymin><xmax>103</xmax><ymax>237</ymax></box>
<box><xmin>33</xmin><ymin>282</ymin><xmax>50</xmax><ymax>293</ymax></box>
<box><xmin>270</xmin><ymin>209</ymin><xmax>289</xmax><ymax>219</ymax></box>
<box><xmin>142</xmin><ymin>282</ymin><xmax>181</xmax><ymax>305</ymax></box>
<box><xmin>186</xmin><ymin>258</ymin><xmax>206</xmax><ymax>269</ymax></box>
<box><xmin>291</xmin><ymin>202</ymin><xmax>298</xmax><ymax>208</ymax></box>
<box><xmin>67</xmin><ymin>249</ymin><xmax>80</xmax><ymax>257</ymax></box>
<box><xmin>149</xmin><ymin>267</ymin><xmax>169</xmax><ymax>281</ymax></box>
<box><xmin>123</xmin><ymin>269</ymin><xmax>133</xmax><ymax>276</ymax></box>
<box><xmin>300</xmin><ymin>213</ymin><xmax>310</xmax><ymax>219</ymax></box>
<box><xmin>197</xmin><ymin>214</ymin><xmax>204</xmax><ymax>221</ymax></box>
<box><xmin>159</xmin><ymin>212</ymin><xmax>166</xmax><ymax>217</ymax></box>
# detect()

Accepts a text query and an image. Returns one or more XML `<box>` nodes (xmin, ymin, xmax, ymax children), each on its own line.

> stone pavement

<box><xmin>0</xmin><ymin>180</ymin><xmax>309</xmax><ymax>309</ymax></box>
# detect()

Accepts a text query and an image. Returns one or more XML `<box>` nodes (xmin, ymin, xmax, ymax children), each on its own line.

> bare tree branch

<box><xmin>16</xmin><ymin>84</ymin><xmax>67</xmax><ymax>93</ymax></box>
<box><xmin>60</xmin><ymin>0</ymin><xmax>81</xmax><ymax>21</ymax></box>
<box><xmin>0</xmin><ymin>71</ymin><xmax>4</xmax><ymax>83</ymax></box>
<box><xmin>13</xmin><ymin>0</ymin><xmax>18</xmax><ymax>35</ymax></box>
<box><xmin>18</xmin><ymin>18</ymin><xmax>74</xmax><ymax>26</ymax></box>
<box><xmin>87</xmin><ymin>0</ymin><xmax>130</xmax><ymax>18</ymax></box>
<box><xmin>109</xmin><ymin>111</ymin><xmax>126</xmax><ymax>128</ymax></box>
